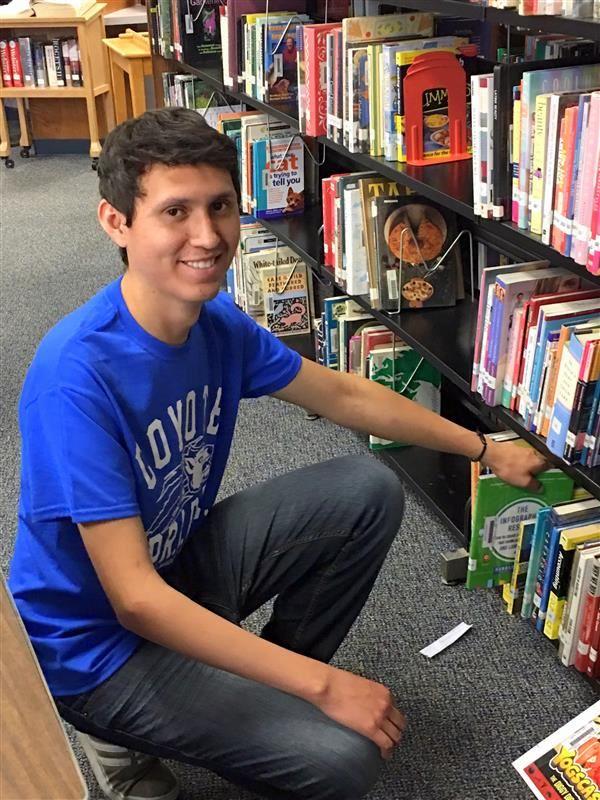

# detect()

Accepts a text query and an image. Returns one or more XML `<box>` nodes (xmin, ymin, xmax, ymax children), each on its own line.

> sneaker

<box><xmin>76</xmin><ymin>732</ymin><xmax>180</xmax><ymax>800</ymax></box>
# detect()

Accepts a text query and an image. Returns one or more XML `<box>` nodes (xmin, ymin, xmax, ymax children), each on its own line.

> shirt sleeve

<box><xmin>218</xmin><ymin>294</ymin><xmax>302</xmax><ymax>398</ymax></box>
<box><xmin>21</xmin><ymin>360</ymin><xmax>139</xmax><ymax>525</ymax></box>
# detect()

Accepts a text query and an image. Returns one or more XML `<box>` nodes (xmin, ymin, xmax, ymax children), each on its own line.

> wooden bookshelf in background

<box><xmin>0</xmin><ymin>2</ymin><xmax>114</xmax><ymax>168</ymax></box>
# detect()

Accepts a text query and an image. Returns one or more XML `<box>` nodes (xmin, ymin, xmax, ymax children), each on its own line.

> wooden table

<box><xmin>103</xmin><ymin>28</ymin><xmax>152</xmax><ymax>123</ymax></box>
<box><xmin>0</xmin><ymin>575</ymin><xmax>88</xmax><ymax>800</ymax></box>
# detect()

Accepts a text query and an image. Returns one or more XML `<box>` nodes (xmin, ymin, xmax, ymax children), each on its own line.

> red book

<box><xmin>0</xmin><ymin>40</ymin><xmax>13</xmax><ymax>86</ymax></box>
<box><xmin>587</xmin><ymin>606</ymin><xmax>600</xmax><ymax>678</ymax></box>
<box><xmin>575</xmin><ymin>556</ymin><xmax>600</xmax><ymax>672</ymax></box>
<box><xmin>8</xmin><ymin>39</ymin><xmax>23</xmax><ymax>87</ymax></box>
<box><xmin>303</xmin><ymin>23</ymin><xmax>341</xmax><ymax>137</ymax></box>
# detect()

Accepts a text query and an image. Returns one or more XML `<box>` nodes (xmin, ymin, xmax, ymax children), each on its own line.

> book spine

<box><xmin>32</xmin><ymin>42</ymin><xmax>46</xmax><ymax>87</ymax></box>
<box><xmin>564</xmin><ymin>96</ymin><xmax>589</xmax><ymax>256</ymax></box>
<box><xmin>51</xmin><ymin>38</ymin><xmax>65</xmax><ymax>87</ymax></box>
<box><xmin>8</xmin><ymin>39</ymin><xmax>23</xmax><ymax>87</ymax></box>
<box><xmin>572</xmin><ymin>94</ymin><xmax>600</xmax><ymax>265</ymax></box>
<box><xmin>551</xmin><ymin>106</ymin><xmax>578</xmax><ymax>255</ymax></box>
<box><xmin>575</xmin><ymin>556</ymin><xmax>600</xmax><ymax>673</ymax></box>
<box><xmin>511</xmin><ymin>87</ymin><xmax>521</xmax><ymax>225</ymax></box>
<box><xmin>491</xmin><ymin>63</ymin><xmax>512</xmax><ymax>220</ymax></box>
<box><xmin>563</xmin><ymin>340</ymin><xmax>598</xmax><ymax>462</ymax></box>
<box><xmin>541</xmin><ymin>95</ymin><xmax>561</xmax><ymax>246</ymax></box>
<box><xmin>44</xmin><ymin>44</ymin><xmax>58</xmax><ymax>87</ymax></box>
<box><xmin>17</xmin><ymin>37</ymin><xmax>34</xmax><ymax>87</ymax></box>
<box><xmin>61</xmin><ymin>39</ymin><xmax>72</xmax><ymax>87</ymax></box>
<box><xmin>586</xmin><ymin>169</ymin><xmax>600</xmax><ymax>275</ymax></box>
<box><xmin>536</xmin><ymin>525</ymin><xmax>561</xmax><ymax>633</ymax></box>
<box><xmin>0</xmin><ymin>40</ymin><xmax>13</xmax><ymax>87</ymax></box>
<box><xmin>529</xmin><ymin>94</ymin><xmax>549</xmax><ymax>235</ymax></box>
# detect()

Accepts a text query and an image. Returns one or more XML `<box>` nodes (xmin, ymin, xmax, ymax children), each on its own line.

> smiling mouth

<box><xmin>181</xmin><ymin>258</ymin><xmax>220</xmax><ymax>270</ymax></box>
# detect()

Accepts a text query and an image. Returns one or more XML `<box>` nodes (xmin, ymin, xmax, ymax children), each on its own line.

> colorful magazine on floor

<box><xmin>513</xmin><ymin>700</ymin><xmax>600</xmax><ymax>800</ymax></box>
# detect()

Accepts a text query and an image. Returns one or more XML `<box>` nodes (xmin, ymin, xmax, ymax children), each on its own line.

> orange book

<box><xmin>551</xmin><ymin>106</ymin><xmax>579</xmax><ymax>255</ymax></box>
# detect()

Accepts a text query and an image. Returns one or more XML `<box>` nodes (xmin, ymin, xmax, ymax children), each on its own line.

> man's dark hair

<box><xmin>97</xmin><ymin>107</ymin><xmax>241</xmax><ymax>266</ymax></box>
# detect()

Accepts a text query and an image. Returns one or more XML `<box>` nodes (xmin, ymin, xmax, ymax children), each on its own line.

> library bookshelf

<box><xmin>149</xmin><ymin>1</ymin><xmax>600</xmax><ymax>687</ymax></box>
<box><xmin>0</xmin><ymin>3</ymin><xmax>114</xmax><ymax>167</ymax></box>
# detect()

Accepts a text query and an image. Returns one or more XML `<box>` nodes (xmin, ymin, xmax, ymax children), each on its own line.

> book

<box><xmin>543</xmin><ymin>521</ymin><xmax>600</xmax><ymax>640</ymax></box>
<box><xmin>368</xmin><ymin>345</ymin><xmax>441</xmax><ymax>450</ymax></box>
<box><xmin>252</xmin><ymin>137</ymin><xmax>304</xmax><ymax>220</ymax></box>
<box><xmin>503</xmin><ymin>520</ymin><xmax>536</xmax><ymax>615</ymax></box>
<box><xmin>466</xmin><ymin>465</ymin><xmax>574</xmax><ymax>590</ymax></box>
<box><xmin>371</xmin><ymin>195</ymin><xmax>458</xmax><ymax>312</ymax></box>
<box><xmin>179</xmin><ymin>0</ymin><xmax>222</xmax><ymax>69</ymax></box>
<box><xmin>260</xmin><ymin>259</ymin><xmax>311</xmax><ymax>338</ymax></box>
<box><xmin>513</xmin><ymin>701</ymin><xmax>600</xmax><ymax>800</ymax></box>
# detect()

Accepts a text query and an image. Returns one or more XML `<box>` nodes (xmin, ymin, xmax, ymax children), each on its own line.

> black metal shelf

<box><xmin>377</xmin><ymin>446</ymin><xmax>470</xmax><ymax>544</ymax></box>
<box><xmin>318</xmin><ymin>138</ymin><xmax>477</xmax><ymax>219</ymax></box>
<box><xmin>389</xmin><ymin>0</ymin><xmax>600</xmax><ymax>40</ymax></box>
<box><xmin>485</xmin><ymin>5</ymin><xmax>600</xmax><ymax>40</ymax></box>
<box><xmin>167</xmin><ymin>59</ymin><xmax>600</xmax><ymax>286</ymax></box>
<box><xmin>255</xmin><ymin>207</ymin><xmax>600</xmax><ymax>498</ymax></box>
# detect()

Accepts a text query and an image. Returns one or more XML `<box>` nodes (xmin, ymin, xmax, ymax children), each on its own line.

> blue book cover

<box><xmin>535</xmin><ymin>523</ymin><xmax>562</xmax><ymax>632</ymax></box>
<box><xmin>323</xmin><ymin>296</ymin><xmax>350</xmax><ymax>368</ymax></box>
<box><xmin>581</xmin><ymin>375</ymin><xmax>600</xmax><ymax>465</ymax></box>
<box><xmin>252</xmin><ymin>137</ymin><xmax>304</xmax><ymax>219</ymax></box>
<box><xmin>264</xmin><ymin>16</ymin><xmax>310</xmax><ymax>104</ymax></box>
<box><xmin>521</xmin><ymin>507</ymin><xmax>552</xmax><ymax>620</ymax></box>
<box><xmin>526</xmin><ymin>308</ymin><xmax>600</xmax><ymax>430</ymax></box>
<box><xmin>546</xmin><ymin>327</ymin><xmax>599</xmax><ymax>458</ymax></box>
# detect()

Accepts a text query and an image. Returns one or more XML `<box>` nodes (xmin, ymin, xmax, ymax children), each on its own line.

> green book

<box><xmin>466</xmin><ymin>469</ymin><xmax>574</xmax><ymax>590</ymax></box>
<box><xmin>367</xmin><ymin>345</ymin><xmax>441</xmax><ymax>451</ymax></box>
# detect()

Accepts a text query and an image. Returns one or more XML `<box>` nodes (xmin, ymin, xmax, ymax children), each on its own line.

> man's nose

<box><xmin>188</xmin><ymin>213</ymin><xmax>221</xmax><ymax>250</ymax></box>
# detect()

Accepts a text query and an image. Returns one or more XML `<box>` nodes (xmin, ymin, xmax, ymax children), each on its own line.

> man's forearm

<box><xmin>121</xmin><ymin>578</ymin><xmax>330</xmax><ymax>701</ymax></box>
<box><xmin>330</xmin><ymin>373</ymin><xmax>484</xmax><ymax>459</ymax></box>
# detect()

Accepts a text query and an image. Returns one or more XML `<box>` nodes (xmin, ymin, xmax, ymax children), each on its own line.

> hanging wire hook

<box><xmin>387</xmin><ymin>224</ymin><xmax>429</xmax><ymax>317</ymax></box>
<box><xmin>269</xmin><ymin>133</ymin><xmax>326</xmax><ymax>171</ymax></box>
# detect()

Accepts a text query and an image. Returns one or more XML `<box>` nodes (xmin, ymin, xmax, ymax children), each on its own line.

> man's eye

<box><xmin>212</xmin><ymin>200</ymin><xmax>230</xmax><ymax>213</ymax></box>
<box><xmin>166</xmin><ymin>207</ymin><xmax>184</xmax><ymax>218</ymax></box>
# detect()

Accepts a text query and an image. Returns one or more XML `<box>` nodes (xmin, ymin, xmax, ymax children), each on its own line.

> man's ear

<box><xmin>98</xmin><ymin>199</ymin><xmax>129</xmax><ymax>247</ymax></box>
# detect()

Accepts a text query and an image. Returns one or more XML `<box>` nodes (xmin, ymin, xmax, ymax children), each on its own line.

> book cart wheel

<box><xmin>91</xmin><ymin>158</ymin><xmax>99</xmax><ymax>171</ymax></box>
<box><xmin>3</xmin><ymin>157</ymin><xmax>14</xmax><ymax>169</ymax></box>
<box><xmin>19</xmin><ymin>147</ymin><xmax>31</xmax><ymax>159</ymax></box>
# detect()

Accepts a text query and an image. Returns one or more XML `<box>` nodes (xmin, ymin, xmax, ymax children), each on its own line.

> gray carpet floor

<box><xmin>0</xmin><ymin>151</ymin><xmax>597</xmax><ymax>800</ymax></box>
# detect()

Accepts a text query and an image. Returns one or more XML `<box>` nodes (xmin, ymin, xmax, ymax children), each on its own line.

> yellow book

<box><xmin>394</xmin><ymin>47</ymin><xmax>457</xmax><ymax>163</ymax></box>
<box><xmin>530</xmin><ymin>93</ymin><xmax>551</xmax><ymax>235</ymax></box>
<box><xmin>367</xmin><ymin>44</ymin><xmax>383</xmax><ymax>157</ymax></box>
<box><xmin>504</xmin><ymin>520</ymin><xmax>536</xmax><ymax>615</ymax></box>
<box><xmin>544</xmin><ymin>522</ymin><xmax>600</xmax><ymax>640</ymax></box>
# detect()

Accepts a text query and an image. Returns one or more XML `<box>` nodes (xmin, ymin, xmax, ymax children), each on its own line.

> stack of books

<box><xmin>472</xmin><ymin>262</ymin><xmax>600</xmax><ymax>468</ymax></box>
<box><xmin>471</xmin><ymin>59</ymin><xmax>600</xmax><ymax>274</ymax></box>
<box><xmin>321</xmin><ymin>173</ymin><xmax>462</xmax><ymax>312</ymax></box>
<box><xmin>468</xmin><ymin>434</ymin><xmax>600</xmax><ymax>678</ymax></box>
<box><xmin>227</xmin><ymin>217</ymin><xmax>313</xmax><ymax>341</ymax></box>
<box><xmin>0</xmin><ymin>35</ymin><xmax>82</xmax><ymax>86</ymax></box>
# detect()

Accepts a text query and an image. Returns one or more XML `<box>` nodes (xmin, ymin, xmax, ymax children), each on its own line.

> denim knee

<box><xmin>354</xmin><ymin>456</ymin><xmax>405</xmax><ymax>537</ymax></box>
<box><xmin>297</xmin><ymin>725</ymin><xmax>383</xmax><ymax>800</ymax></box>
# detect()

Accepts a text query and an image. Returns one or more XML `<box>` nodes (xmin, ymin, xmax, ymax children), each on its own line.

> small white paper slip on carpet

<box><xmin>419</xmin><ymin>622</ymin><xmax>472</xmax><ymax>658</ymax></box>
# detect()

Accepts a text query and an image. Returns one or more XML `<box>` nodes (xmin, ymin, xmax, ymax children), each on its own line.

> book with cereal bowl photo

<box><xmin>372</xmin><ymin>195</ymin><xmax>458</xmax><ymax>312</ymax></box>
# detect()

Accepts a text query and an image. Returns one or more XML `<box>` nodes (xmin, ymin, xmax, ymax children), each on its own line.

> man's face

<box><xmin>286</xmin><ymin>36</ymin><xmax>294</xmax><ymax>51</ymax></box>
<box><xmin>118</xmin><ymin>162</ymin><xmax>240</xmax><ymax>307</ymax></box>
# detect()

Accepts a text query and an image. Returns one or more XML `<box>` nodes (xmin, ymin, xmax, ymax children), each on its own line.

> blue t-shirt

<box><xmin>8</xmin><ymin>278</ymin><xmax>301</xmax><ymax>697</ymax></box>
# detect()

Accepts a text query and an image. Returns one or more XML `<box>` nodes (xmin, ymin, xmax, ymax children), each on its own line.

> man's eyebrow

<box><xmin>155</xmin><ymin>190</ymin><xmax>238</xmax><ymax>208</ymax></box>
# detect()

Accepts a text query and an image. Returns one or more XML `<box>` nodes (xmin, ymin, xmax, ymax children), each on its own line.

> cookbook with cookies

<box><xmin>371</xmin><ymin>195</ymin><xmax>459</xmax><ymax>312</ymax></box>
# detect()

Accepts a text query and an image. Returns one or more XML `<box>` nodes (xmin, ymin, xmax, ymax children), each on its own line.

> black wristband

<box><xmin>470</xmin><ymin>431</ymin><xmax>488</xmax><ymax>463</ymax></box>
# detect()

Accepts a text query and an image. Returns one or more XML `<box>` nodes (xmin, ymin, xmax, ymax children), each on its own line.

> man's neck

<box><xmin>120</xmin><ymin>272</ymin><xmax>201</xmax><ymax>346</ymax></box>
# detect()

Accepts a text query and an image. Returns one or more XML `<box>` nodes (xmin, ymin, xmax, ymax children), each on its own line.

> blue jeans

<box><xmin>57</xmin><ymin>455</ymin><xmax>405</xmax><ymax>800</ymax></box>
